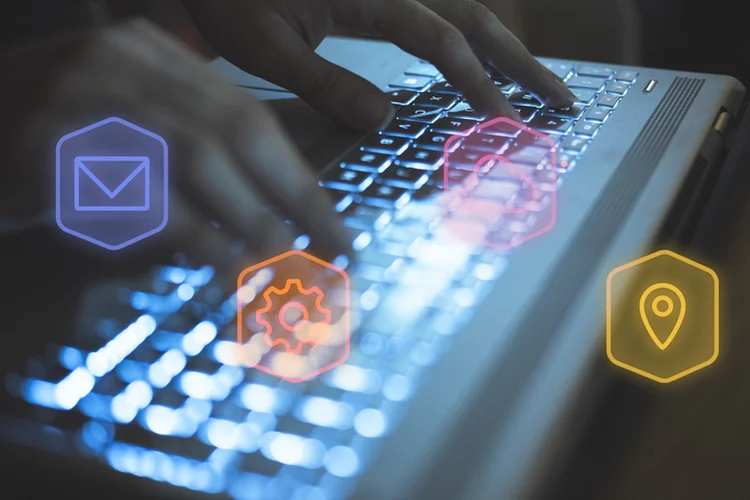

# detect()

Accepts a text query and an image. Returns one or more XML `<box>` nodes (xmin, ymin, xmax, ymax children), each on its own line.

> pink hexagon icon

<box><xmin>441</xmin><ymin>117</ymin><xmax>557</xmax><ymax>251</ymax></box>
<box><xmin>235</xmin><ymin>250</ymin><xmax>351</xmax><ymax>383</ymax></box>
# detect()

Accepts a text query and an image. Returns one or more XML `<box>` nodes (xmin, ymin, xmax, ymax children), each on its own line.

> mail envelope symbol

<box><xmin>74</xmin><ymin>156</ymin><xmax>150</xmax><ymax>211</ymax></box>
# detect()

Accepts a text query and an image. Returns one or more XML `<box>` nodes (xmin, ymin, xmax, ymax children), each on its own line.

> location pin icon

<box><xmin>639</xmin><ymin>283</ymin><xmax>687</xmax><ymax>350</ymax></box>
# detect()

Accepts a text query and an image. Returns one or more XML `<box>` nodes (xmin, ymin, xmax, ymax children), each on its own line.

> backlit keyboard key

<box><xmin>377</xmin><ymin>166</ymin><xmax>430</xmax><ymax>190</ymax></box>
<box><xmin>513</xmin><ymin>107</ymin><xmax>537</xmax><ymax>122</ymax></box>
<box><xmin>566</xmin><ymin>76</ymin><xmax>607</xmax><ymax>90</ymax></box>
<box><xmin>503</xmin><ymin>143</ymin><xmax>553</xmax><ymax>166</ymax></box>
<box><xmin>471</xmin><ymin>179</ymin><xmax>521</xmax><ymax>203</ymax></box>
<box><xmin>508</xmin><ymin>91</ymin><xmax>543</xmax><ymax>108</ymax></box>
<box><xmin>396</xmin><ymin>148</ymin><xmax>444</xmax><ymax>170</ymax></box>
<box><xmin>429</xmin><ymin>81</ymin><xmax>461</xmax><ymax>95</ymax></box>
<box><xmin>396</xmin><ymin>105</ymin><xmax>444</xmax><ymax>123</ymax></box>
<box><xmin>614</xmin><ymin>70</ymin><xmax>638</xmax><ymax>83</ymax></box>
<box><xmin>605</xmin><ymin>82</ymin><xmax>629</xmax><ymax>95</ymax></box>
<box><xmin>414</xmin><ymin>131</ymin><xmax>460</xmax><ymax>152</ymax></box>
<box><xmin>340</xmin><ymin>151</ymin><xmax>392</xmax><ymax>173</ymax></box>
<box><xmin>596</xmin><ymin>93</ymin><xmax>620</xmax><ymax>108</ymax></box>
<box><xmin>571</xmin><ymin>88</ymin><xmax>597</xmax><ymax>104</ymax></box>
<box><xmin>462</xmin><ymin>133</ymin><xmax>509</xmax><ymax>153</ymax></box>
<box><xmin>542</xmin><ymin>105</ymin><xmax>583</xmax><ymax>119</ymax></box>
<box><xmin>360</xmin><ymin>184</ymin><xmax>411</xmax><ymax>209</ymax></box>
<box><xmin>545</xmin><ymin>63</ymin><xmax>574</xmax><ymax>80</ymax></box>
<box><xmin>319</xmin><ymin>168</ymin><xmax>374</xmax><ymax>192</ymax></box>
<box><xmin>341</xmin><ymin>203</ymin><xmax>393</xmax><ymax>231</ymax></box>
<box><xmin>380</xmin><ymin>120</ymin><xmax>428</xmax><ymax>139</ymax></box>
<box><xmin>560</xmin><ymin>135</ymin><xmax>588</xmax><ymax>153</ymax></box>
<box><xmin>360</xmin><ymin>135</ymin><xmax>410</xmax><ymax>155</ymax></box>
<box><xmin>390</xmin><ymin>75</ymin><xmax>433</xmax><ymax>91</ymax></box>
<box><xmin>431</xmin><ymin>117</ymin><xmax>477</xmax><ymax>136</ymax></box>
<box><xmin>576</xmin><ymin>66</ymin><xmax>614</xmax><ymax>78</ymax></box>
<box><xmin>413</xmin><ymin>92</ymin><xmax>460</xmax><ymax>109</ymax></box>
<box><xmin>528</xmin><ymin>115</ymin><xmax>573</xmax><ymax>134</ymax></box>
<box><xmin>388</xmin><ymin>90</ymin><xmax>419</xmax><ymax>106</ymax></box>
<box><xmin>572</xmin><ymin>121</ymin><xmax>600</xmax><ymax>137</ymax></box>
<box><xmin>446</xmin><ymin>101</ymin><xmax>486</xmax><ymax>121</ymax></box>
<box><xmin>584</xmin><ymin>107</ymin><xmax>610</xmax><ymax>122</ymax></box>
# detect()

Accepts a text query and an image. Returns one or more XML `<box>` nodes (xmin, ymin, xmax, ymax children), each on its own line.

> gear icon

<box><xmin>256</xmin><ymin>278</ymin><xmax>332</xmax><ymax>354</ymax></box>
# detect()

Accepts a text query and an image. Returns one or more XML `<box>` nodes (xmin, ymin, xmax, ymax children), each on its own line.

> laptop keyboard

<box><xmin>2</xmin><ymin>60</ymin><xmax>637</xmax><ymax>499</ymax></box>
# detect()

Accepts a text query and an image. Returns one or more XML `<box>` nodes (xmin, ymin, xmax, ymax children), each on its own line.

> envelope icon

<box><xmin>74</xmin><ymin>156</ymin><xmax>150</xmax><ymax>211</ymax></box>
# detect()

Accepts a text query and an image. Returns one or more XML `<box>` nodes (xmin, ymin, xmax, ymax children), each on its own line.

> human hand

<box><xmin>183</xmin><ymin>0</ymin><xmax>576</xmax><ymax>131</ymax></box>
<box><xmin>1</xmin><ymin>20</ymin><xmax>352</xmax><ymax>274</ymax></box>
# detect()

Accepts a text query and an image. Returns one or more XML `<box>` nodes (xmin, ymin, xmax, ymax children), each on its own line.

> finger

<box><xmin>225</xmin><ymin>19</ymin><xmax>395</xmax><ymax>132</ymax></box>
<box><xmin>66</xmin><ymin>20</ymin><xmax>353</xmax><ymax>259</ymax></box>
<box><xmin>430</xmin><ymin>0</ymin><xmax>576</xmax><ymax>107</ymax></box>
<box><xmin>337</xmin><ymin>0</ymin><xmax>518</xmax><ymax>119</ymax></box>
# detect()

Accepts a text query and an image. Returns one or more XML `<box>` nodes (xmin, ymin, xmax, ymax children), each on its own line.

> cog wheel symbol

<box><xmin>256</xmin><ymin>278</ymin><xmax>332</xmax><ymax>354</ymax></box>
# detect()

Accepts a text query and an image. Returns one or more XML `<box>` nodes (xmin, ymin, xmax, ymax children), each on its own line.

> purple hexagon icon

<box><xmin>56</xmin><ymin>117</ymin><xmax>168</xmax><ymax>250</ymax></box>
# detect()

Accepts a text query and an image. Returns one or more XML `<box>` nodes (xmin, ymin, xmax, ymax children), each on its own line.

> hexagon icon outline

<box><xmin>606</xmin><ymin>249</ymin><xmax>720</xmax><ymax>383</ymax></box>
<box><xmin>236</xmin><ymin>250</ymin><xmax>351</xmax><ymax>383</ymax></box>
<box><xmin>442</xmin><ymin>116</ymin><xmax>557</xmax><ymax>251</ymax></box>
<box><xmin>55</xmin><ymin>117</ymin><xmax>169</xmax><ymax>250</ymax></box>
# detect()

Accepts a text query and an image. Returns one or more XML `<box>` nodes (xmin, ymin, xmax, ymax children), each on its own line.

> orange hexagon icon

<box><xmin>441</xmin><ymin>117</ymin><xmax>558</xmax><ymax>251</ymax></box>
<box><xmin>236</xmin><ymin>250</ymin><xmax>351</xmax><ymax>383</ymax></box>
<box><xmin>606</xmin><ymin>249</ymin><xmax>719</xmax><ymax>383</ymax></box>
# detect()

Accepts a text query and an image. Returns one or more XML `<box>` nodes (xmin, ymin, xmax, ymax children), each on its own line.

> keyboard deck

<box><xmin>2</xmin><ymin>60</ymin><xmax>638</xmax><ymax>499</ymax></box>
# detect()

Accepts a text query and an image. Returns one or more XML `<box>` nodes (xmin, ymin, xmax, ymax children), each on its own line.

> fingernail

<box><xmin>354</xmin><ymin>93</ymin><xmax>395</xmax><ymax>131</ymax></box>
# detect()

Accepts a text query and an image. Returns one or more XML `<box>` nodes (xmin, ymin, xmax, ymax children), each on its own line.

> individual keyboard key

<box><xmin>446</xmin><ymin>101</ymin><xmax>486</xmax><ymax>121</ymax></box>
<box><xmin>431</xmin><ymin>117</ymin><xmax>477</xmax><ymax>136</ymax></box>
<box><xmin>566</xmin><ymin>76</ymin><xmax>608</xmax><ymax>90</ymax></box>
<box><xmin>341</xmin><ymin>203</ymin><xmax>393</xmax><ymax>231</ymax></box>
<box><xmin>360</xmin><ymin>135</ymin><xmax>410</xmax><ymax>155</ymax></box>
<box><xmin>414</xmin><ymin>131</ymin><xmax>460</xmax><ymax>151</ymax></box>
<box><xmin>478</xmin><ymin>120</ymin><xmax>522</xmax><ymax>137</ymax></box>
<box><xmin>508</xmin><ymin>91</ymin><xmax>543</xmax><ymax>108</ymax></box>
<box><xmin>557</xmin><ymin>152</ymin><xmax>577</xmax><ymax>171</ymax></box>
<box><xmin>471</xmin><ymin>179</ymin><xmax>521</xmax><ymax>203</ymax></box>
<box><xmin>584</xmin><ymin>107</ymin><xmax>610</xmax><ymax>122</ymax></box>
<box><xmin>503</xmin><ymin>142</ymin><xmax>553</xmax><ymax>166</ymax></box>
<box><xmin>388</xmin><ymin>90</ymin><xmax>419</xmax><ymax>106</ymax></box>
<box><xmin>340</xmin><ymin>151</ymin><xmax>392</xmax><ymax>173</ymax></box>
<box><xmin>390</xmin><ymin>75</ymin><xmax>433</xmax><ymax>91</ymax></box>
<box><xmin>528</xmin><ymin>114</ymin><xmax>573</xmax><ymax>134</ymax></box>
<box><xmin>560</xmin><ymin>135</ymin><xmax>588</xmax><ymax>153</ymax></box>
<box><xmin>513</xmin><ymin>107</ymin><xmax>537</xmax><ymax>122</ymax></box>
<box><xmin>544</xmin><ymin>105</ymin><xmax>583</xmax><ymax>119</ymax></box>
<box><xmin>319</xmin><ymin>168</ymin><xmax>374</xmax><ymax>192</ymax></box>
<box><xmin>571</xmin><ymin>88</ymin><xmax>597</xmax><ymax>104</ymax></box>
<box><xmin>396</xmin><ymin>147</ymin><xmax>444</xmax><ymax>170</ymax></box>
<box><xmin>572</xmin><ymin>121</ymin><xmax>601</xmax><ymax>137</ymax></box>
<box><xmin>545</xmin><ymin>63</ymin><xmax>574</xmax><ymax>80</ymax></box>
<box><xmin>614</xmin><ymin>70</ymin><xmax>638</xmax><ymax>83</ymax></box>
<box><xmin>596</xmin><ymin>93</ymin><xmax>620</xmax><ymax>108</ymax></box>
<box><xmin>377</xmin><ymin>166</ymin><xmax>430</xmax><ymax>189</ymax></box>
<box><xmin>360</xmin><ymin>184</ymin><xmax>412</xmax><ymax>209</ymax></box>
<box><xmin>396</xmin><ymin>105</ymin><xmax>444</xmax><ymax>123</ymax></box>
<box><xmin>405</xmin><ymin>62</ymin><xmax>441</xmax><ymax>78</ymax></box>
<box><xmin>576</xmin><ymin>66</ymin><xmax>614</xmax><ymax>78</ymax></box>
<box><xmin>414</xmin><ymin>92</ymin><xmax>460</xmax><ymax>109</ymax></box>
<box><xmin>605</xmin><ymin>81</ymin><xmax>629</xmax><ymax>95</ymax></box>
<box><xmin>429</xmin><ymin>81</ymin><xmax>461</xmax><ymax>95</ymax></box>
<box><xmin>381</xmin><ymin>120</ymin><xmax>428</xmax><ymax>139</ymax></box>
<box><xmin>446</xmin><ymin>148</ymin><xmax>489</xmax><ymax>171</ymax></box>
<box><xmin>463</xmin><ymin>133</ymin><xmax>509</xmax><ymax>153</ymax></box>
<box><xmin>498</xmin><ymin>83</ymin><xmax>517</xmax><ymax>94</ymax></box>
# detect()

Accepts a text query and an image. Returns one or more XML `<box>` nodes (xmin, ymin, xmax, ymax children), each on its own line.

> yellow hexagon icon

<box><xmin>606</xmin><ymin>249</ymin><xmax>719</xmax><ymax>383</ymax></box>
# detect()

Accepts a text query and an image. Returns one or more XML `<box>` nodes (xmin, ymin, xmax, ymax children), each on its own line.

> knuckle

<box><xmin>466</xmin><ymin>0</ymin><xmax>495</xmax><ymax>24</ymax></box>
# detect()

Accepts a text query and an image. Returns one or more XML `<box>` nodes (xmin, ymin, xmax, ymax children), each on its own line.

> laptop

<box><xmin>0</xmin><ymin>35</ymin><xmax>746</xmax><ymax>500</ymax></box>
